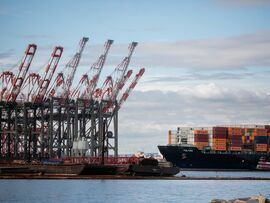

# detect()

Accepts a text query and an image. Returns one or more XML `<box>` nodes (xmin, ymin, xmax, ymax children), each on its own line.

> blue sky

<box><xmin>1</xmin><ymin>0</ymin><xmax>270</xmax><ymax>46</ymax></box>
<box><xmin>1</xmin><ymin>0</ymin><xmax>270</xmax><ymax>153</ymax></box>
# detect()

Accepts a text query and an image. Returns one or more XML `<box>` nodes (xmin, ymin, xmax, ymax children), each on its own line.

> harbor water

<box><xmin>0</xmin><ymin>172</ymin><xmax>270</xmax><ymax>203</ymax></box>
<box><xmin>179</xmin><ymin>171</ymin><xmax>270</xmax><ymax>178</ymax></box>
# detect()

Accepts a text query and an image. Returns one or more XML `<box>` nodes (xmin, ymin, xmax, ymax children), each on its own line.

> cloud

<box><xmin>0</xmin><ymin>49</ymin><xmax>18</xmax><ymax>71</ymax></box>
<box><xmin>144</xmin><ymin>71</ymin><xmax>257</xmax><ymax>83</ymax></box>
<box><xmin>3</xmin><ymin>30</ymin><xmax>269</xmax><ymax>78</ymax></box>
<box><xmin>0</xmin><ymin>49</ymin><xmax>14</xmax><ymax>59</ymax></box>
<box><xmin>118</xmin><ymin>84</ymin><xmax>270</xmax><ymax>153</ymax></box>
<box><xmin>131</xmin><ymin>30</ymin><xmax>270</xmax><ymax>69</ymax></box>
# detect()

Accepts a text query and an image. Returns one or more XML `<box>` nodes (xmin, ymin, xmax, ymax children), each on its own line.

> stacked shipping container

<box><xmin>228</xmin><ymin>127</ymin><xmax>242</xmax><ymax>151</ymax></box>
<box><xmin>243</xmin><ymin>128</ymin><xmax>268</xmax><ymax>152</ymax></box>
<box><xmin>212</xmin><ymin>127</ymin><xmax>227</xmax><ymax>151</ymax></box>
<box><xmin>169</xmin><ymin>125</ymin><xmax>270</xmax><ymax>153</ymax></box>
<box><xmin>253</xmin><ymin>128</ymin><xmax>268</xmax><ymax>152</ymax></box>
<box><xmin>194</xmin><ymin>130</ymin><xmax>209</xmax><ymax>150</ymax></box>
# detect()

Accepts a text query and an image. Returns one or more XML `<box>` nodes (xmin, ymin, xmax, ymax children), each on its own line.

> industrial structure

<box><xmin>0</xmin><ymin>37</ymin><xmax>145</xmax><ymax>161</ymax></box>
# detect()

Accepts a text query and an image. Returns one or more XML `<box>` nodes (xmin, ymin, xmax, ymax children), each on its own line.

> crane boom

<box><xmin>70</xmin><ymin>74</ymin><xmax>88</xmax><ymax>99</ymax></box>
<box><xmin>118</xmin><ymin>68</ymin><xmax>145</xmax><ymax>108</ymax></box>
<box><xmin>110</xmin><ymin>42</ymin><xmax>137</xmax><ymax>101</ymax></box>
<box><xmin>100</xmin><ymin>70</ymin><xmax>132</xmax><ymax>112</ymax></box>
<box><xmin>45</xmin><ymin>72</ymin><xmax>64</xmax><ymax>99</ymax></box>
<box><xmin>5</xmin><ymin>44</ymin><xmax>37</xmax><ymax>102</ymax></box>
<box><xmin>61</xmin><ymin>37</ymin><xmax>89</xmax><ymax>99</ymax></box>
<box><xmin>32</xmin><ymin>46</ymin><xmax>63</xmax><ymax>103</ymax></box>
<box><xmin>20</xmin><ymin>73</ymin><xmax>40</xmax><ymax>102</ymax></box>
<box><xmin>80</xmin><ymin>39</ymin><xmax>113</xmax><ymax>100</ymax></box>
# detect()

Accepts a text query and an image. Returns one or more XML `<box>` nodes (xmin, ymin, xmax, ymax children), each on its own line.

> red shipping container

<box><xmin>265</xmin><ymin>125</ymin><xmax>270</xmax><ymax>133</ymax></box>
<box><xmin>194</xmin><ymin>138</ymin><xmax>209</xmax><ymax>142</ymax></box>
<box><xmin>212</xmin><ymin>134</ymin><xmax>227</xmax><ymax>139</ymax></box>
<box><xmin>228</xmin><ymin>134</ymin><xmax>242</xmax><ymax>138</ymax></box>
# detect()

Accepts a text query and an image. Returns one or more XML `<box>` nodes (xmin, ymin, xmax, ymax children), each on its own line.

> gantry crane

<box><xmin>5</xmin><ymin>44</ymin><xmax>37</xmax><ymax>102</ymax></box>
<box><xmin>31</xmin><ymin>46</ymin><xmax>63</xmax><ymax>103</ymax></box>
<box><xmin>0</xmin><ymin>39</ymin><xmax>145</xmax><ymax>160</ymax></box>
<box><xmin>47</xmin><ymin>37</ymin><xmax>88</xmax><ymax>100</ymax></box>
<box><xmin>62</xmin><ymin>37</ymin><xmax>89</xmax><ymax>98</ymax></box>
<box><xmin>110</xmin><ymin>42</ymin><xmax>137</xmax><ymax>101</ymax></box>
<box><xmin>118</xmin><ymin>68</ymin><xmax>145</xmax><ymax>108</ymax></box>
<box><xmin>46</xmin><ymin>72</ymin><xmax>64</xmax><ymax>98</ymax></box>
<box><xmin>72</xmin><ymin>39</ymin><xmax>113</xmax><ymax>100</ymax></box>
<box><xmin>82</xmin><ymin>39</ymin><xmax>113</xmax><ymax>100</ymax></box>
<box><xmin>99</xmin><ymin>70</ymin><xmax>132</xmax><ymax>104</ymax></box>
<box><xmin>96</xmin><ymin>42</ymin><xmax>137</xmax><ymax>112</ymax></box>
<box><xmin>20</xmin><ymin>73</ymin><xmax>40</xmax><ymax>102</ymax></box>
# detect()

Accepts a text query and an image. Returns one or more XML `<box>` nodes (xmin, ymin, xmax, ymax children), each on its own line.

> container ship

<box><xmin>158</xmin><ymin>125</ymin><xmax>270</xmax><ymax>170</ymax></box>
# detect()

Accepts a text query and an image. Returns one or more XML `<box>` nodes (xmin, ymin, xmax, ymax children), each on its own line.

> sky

<box><xmin>0</xmin><ymin>0</ymin><xmax>270</xmax><ymax>154</ymax></box>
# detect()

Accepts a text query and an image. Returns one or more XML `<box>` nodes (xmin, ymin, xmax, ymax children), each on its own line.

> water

<box><xmin>179</xmin><ymin>171</ymin><xmax>270</xmax><ymax>178</ymax></box>
<box><xmin>0</xmin><ymin>172</ymin><xmax>270</xmax><ymax>203</ymax></box>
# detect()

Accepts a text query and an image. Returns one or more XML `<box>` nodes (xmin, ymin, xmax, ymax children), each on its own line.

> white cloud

<box><xmin>118</xmin><ymin>84</ymin><xmax>270</xmax><ymax>153</ymax></box>
<box><xmin>2</xmin><ymin>31</ymin><xmax>270</xmax><ymax>87</ymax></box>
<box><xmin>131</xmin><ymin>31</ymin><xmax>270</xmax><ymax>69</ymax></box>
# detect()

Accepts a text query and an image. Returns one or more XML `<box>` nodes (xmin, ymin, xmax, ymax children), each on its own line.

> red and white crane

<box><xmin>61</xmin><ymin>37</ymin><xmax>88</xmax><ymax>98</ymax></box>
<box><xmin>95</xmin><ymin>42</ymin><xmax>137</xmax><ymax>104</ymax></box>
<box><xmin>70</xmin><ymin>74</ymin><xmax>88</xmax><ymax>99</ymax></box>
<box><xmin>99</xmin><ymin>70</ymin><xmax>134</xmax><ymax>114</ymax></box>
<box><xmin>109</xmin><ymin>41</ymin><xmax>137</xmax><ymax>102</ymax></box>
<box><xmin>31</xmin><ymin>46</ymin><xmax>63</xmax><ymax>103</ymax></box>
<box><xmin>46</xmin><ymin>37</ymin><xmax>88</xmax><ymax>99</ymax></box>
<box><xmin>118</xmin><ymin>68</ymin><xmax>145</xmax><ymax>108</ymax></box>
<box><xmin>46</xmin><ymin>72</ymin><xmax>64</xmax><ymax>98</ymax></box>
<box><xmin>98</xmin><ymin>70</ymin><xmax>133</xmax><ymax>102</ymax></box>
<box><xmin>73</xmin><ymin>39</ymin><xmax>113</xmax><ymax>100</ymax></box>
<box><xmin>20</xmin><ymin>73</ymin><xmax>41</xmax><ymax>102</ymax></box>
<box><xmin>5</xmin><ymin>44</ymin><xmax>37</xmax><ymax>102</ymax></box>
